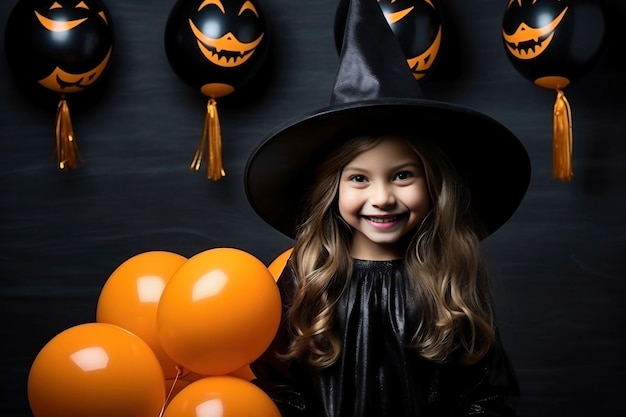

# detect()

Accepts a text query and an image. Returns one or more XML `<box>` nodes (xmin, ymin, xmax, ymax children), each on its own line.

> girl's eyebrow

<box><xmin>343</xmin><ymin>161</ymin><xmax>422</xmax><ymax>172</ymax></box>
<box><xmin>397</xmin><ymin>161</ymin><xmax>423</xmax><ymax>169</ymax></box>
<box><xmin>342</xmin><ymin>165</ymin><xmax>366</xmax><ymax>172</ymax></box>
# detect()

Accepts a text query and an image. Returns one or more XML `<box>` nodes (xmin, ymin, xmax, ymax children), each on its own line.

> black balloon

<box><xmin>334</xmin><ymin>0</ymin><xmax>445</xmax><ymax>81</ymax></box>
<box><xmin>501</xmin><ymin>0</ymin><xmax>606</xmax><ymax>89</ymax></box>
<box><xmin>4</xmin><ymin>0</ymin><xmax>115</xmax><ymax>96</ymax></box>
<box><xmin>164</xmin><ymin>0</ymin><xmax>271</xmax><ymax>99</ymax></box>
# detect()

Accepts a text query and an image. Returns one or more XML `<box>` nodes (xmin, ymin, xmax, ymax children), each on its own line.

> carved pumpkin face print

<box><xmin>4</xmin><ymin>0</ymin><xmax>114</xmax><ymax>94</ymax></box>
<box><xmin>335</xmin><ymin>0</ymin><xmax>445</xmax><ymax>81</ymax></box>
<box><xmin>165</xmin><ymin>0</ymin><xmax>270</xmax><ymax>99</ymax></box>
<box><xmin>379</xmin><ymin>0</ymin><xmax>443</xmax><ymax>80</ymax></box>
<box><xmin>501</xmin><ymin>0</ymin><xmax>606</xmax><ymax>89</ymax></box>
<box><xmin>502</xmin><ymin>0</ymin><xmax>567</xmax><ymax>61</ymax></box>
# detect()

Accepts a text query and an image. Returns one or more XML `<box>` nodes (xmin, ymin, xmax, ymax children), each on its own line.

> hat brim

<box><xmin>244</xmin><ymin>98</ymin><xmax>531</xmax><ymax>239</ymax></box>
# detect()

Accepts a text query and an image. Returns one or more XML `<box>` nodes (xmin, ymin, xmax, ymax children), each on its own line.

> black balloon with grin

<box><xmin>165</xmin><ymin>0</ymin><xmax>270</xmax><ymax>99</ymax></box>
<box><xmin>5</xmin><ymin>0</ymin><xmax>114</xmax><ymax>96</ymax></box>
<box><xmin>4</xmin><ymin>0</ymin><xmax>115</xmax><ymax>171</ymax></box>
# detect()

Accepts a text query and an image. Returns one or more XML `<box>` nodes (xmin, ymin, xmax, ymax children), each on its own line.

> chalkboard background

<box><xmin>1</xmin><ymin>1</ymin><xmax>624</xmax><ymax>416</ymax></box>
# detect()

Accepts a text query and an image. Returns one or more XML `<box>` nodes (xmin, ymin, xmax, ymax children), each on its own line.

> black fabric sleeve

<box><xmin>432</xmin><ymin>331</ymin><xmax>521</xmax><ymax>417</ymax></box>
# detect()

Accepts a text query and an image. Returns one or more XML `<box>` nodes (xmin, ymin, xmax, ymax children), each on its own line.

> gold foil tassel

<box><xmin>552</xmin><ymin>89</ymin><xmax>573</xmax><ymax>181</ymax></box>
<box><xmin>55</xmin><ymin>98</ymin><xmax>81</xmax><ymax>170</ymax></box>
<box><xmin>190</xmin><ymin>98</ymin><xmax>226</xmax><ymax>180</ymax></box>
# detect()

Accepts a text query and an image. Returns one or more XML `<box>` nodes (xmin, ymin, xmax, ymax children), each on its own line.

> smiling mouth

<box><xmin>364</xmin><ymin>215</ymin><xmax>400</xmax><ymax>223</ymax></box>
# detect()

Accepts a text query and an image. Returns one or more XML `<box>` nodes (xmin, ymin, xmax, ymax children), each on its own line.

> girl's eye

<box><xmin>350</xmin><ymin>174</ymin><xmax>367</xmax><ymax>183</ymax></box>
<box><xmin>395</xmin><ymin>171</ymin><xmax>413</xmax><ymax>180</ymax></box>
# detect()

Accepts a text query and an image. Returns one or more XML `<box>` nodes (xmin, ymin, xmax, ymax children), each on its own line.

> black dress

<box><xmin>251</xmin><ymin>259</ymin><xmax>520</xmax><ymax>417</ymax></box>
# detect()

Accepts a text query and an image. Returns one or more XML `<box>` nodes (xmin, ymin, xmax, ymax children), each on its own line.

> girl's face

<box><xmin>338</xmin><ymin>136</ymin><xmax>431</xmax><ymax>260</ymax></box>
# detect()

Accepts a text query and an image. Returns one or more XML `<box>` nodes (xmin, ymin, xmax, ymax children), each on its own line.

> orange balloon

<box><xmin>162</xmin><ymin>376</ymin><xmax>280</xmax><ymax>417</ymax></box>
<box><xmin>157</xmin><ymin>247</ymin><xmax>281</xmax><ymax>376</ymax></box>
<box><xmin>28</xmin><ymin>322</ymin><xmax>166</xmax><ymax>417</ymax></box>
<box><xmin>96</xmin><ymin>250</ymin><xmax>187</xmax><ymax>379</ymax></box>
<box><xmin>267</xmin><ymin>247</ymin><xmax>293</xmax><ymax>280</ymax></box>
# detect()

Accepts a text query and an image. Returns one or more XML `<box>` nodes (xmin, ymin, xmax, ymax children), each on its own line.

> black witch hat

<box><xmin>244</xmin><ymin>0</ymin><xmax>530</xmax><ymax>240</ymax></box>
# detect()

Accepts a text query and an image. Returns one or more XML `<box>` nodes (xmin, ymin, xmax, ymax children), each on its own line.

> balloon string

<box><xmin>552</xmin><ymin>89</ymin><xmax>573</xmax><ymax>181</ymax></box>
<box><xmin>55</xmin><ymin>98</ymin><xmax>81</xmax><ymax>170</ymax></box>
<box><xmin>189</xmin><ymin>98</ymin><xmax>226</xmax><ymax>181</ymax></box>
<box><xmin>159</xmin><ymin>365</ymin><xmax>184</xmax><ymax>417</ymax></box>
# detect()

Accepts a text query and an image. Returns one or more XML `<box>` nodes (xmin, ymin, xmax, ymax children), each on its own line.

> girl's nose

<box><xmin>371</xmin><ymin>183</ymin><xmax>396</xmax><ymax>207</ymax></box>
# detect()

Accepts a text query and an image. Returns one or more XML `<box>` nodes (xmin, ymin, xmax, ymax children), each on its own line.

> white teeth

<box><xmin>368</xmin><ymin>216</ymin><xmax>397</xmax><ymax>223</ymax></box>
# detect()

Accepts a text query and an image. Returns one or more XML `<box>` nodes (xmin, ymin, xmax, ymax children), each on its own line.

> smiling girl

<box><xmin>244</xmin><ymin>0</ymin><xmax>530</xmax><ymax>415</ymax></box>
<box><xmin>248</xmin><ymin>133</ymin><xmax>521</xmax><ymax>416</ymax></box>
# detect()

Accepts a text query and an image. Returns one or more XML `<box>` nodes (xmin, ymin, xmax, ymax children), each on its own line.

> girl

<box><xmin>244</xmin><ymin>0</ymin><xmax>530</xmax><ymax>415</ymax></box>
<box><xmin>249</xmin><ymin>134</ymin><xmax>521</xmax><ymax>416</ymax></box>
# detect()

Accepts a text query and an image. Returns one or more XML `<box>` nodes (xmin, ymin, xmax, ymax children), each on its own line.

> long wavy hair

<box><xmin>282</xmin><ymin>134</ymin><xmax>496</xmax><ymax>367</ymax></box>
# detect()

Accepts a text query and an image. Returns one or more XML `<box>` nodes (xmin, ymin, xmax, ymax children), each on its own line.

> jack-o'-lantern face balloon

<box><xmin>335</xmin><ymin>0</ymin><xmax>445</xmax><ymax>81</ymax></box>
<box><xmin>4</xmin><ymin>0</ymin><xmax>114</xmax><ymax>95</ymax></box>
<box><xmin>165</xmin><ymin>0</ymin><xmax>270</xmax><ymax>99</ymax></box>
<box><xmin>501</xmin><ymin>0</ymin><xmax>606</xmax><ymax>90</ymax></box>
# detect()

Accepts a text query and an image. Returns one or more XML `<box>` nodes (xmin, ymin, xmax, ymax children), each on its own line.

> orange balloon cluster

<box><xmin>27</xmin><ymin>247</ymin><xmax>288</xmax><ymax>417</ymax></box>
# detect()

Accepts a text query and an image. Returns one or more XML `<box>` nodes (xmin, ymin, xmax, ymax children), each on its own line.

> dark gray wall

<box><xmin>1</xmin><ymin>1</ymin><xmax>624</xmax><ymax>416</ymax></box>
